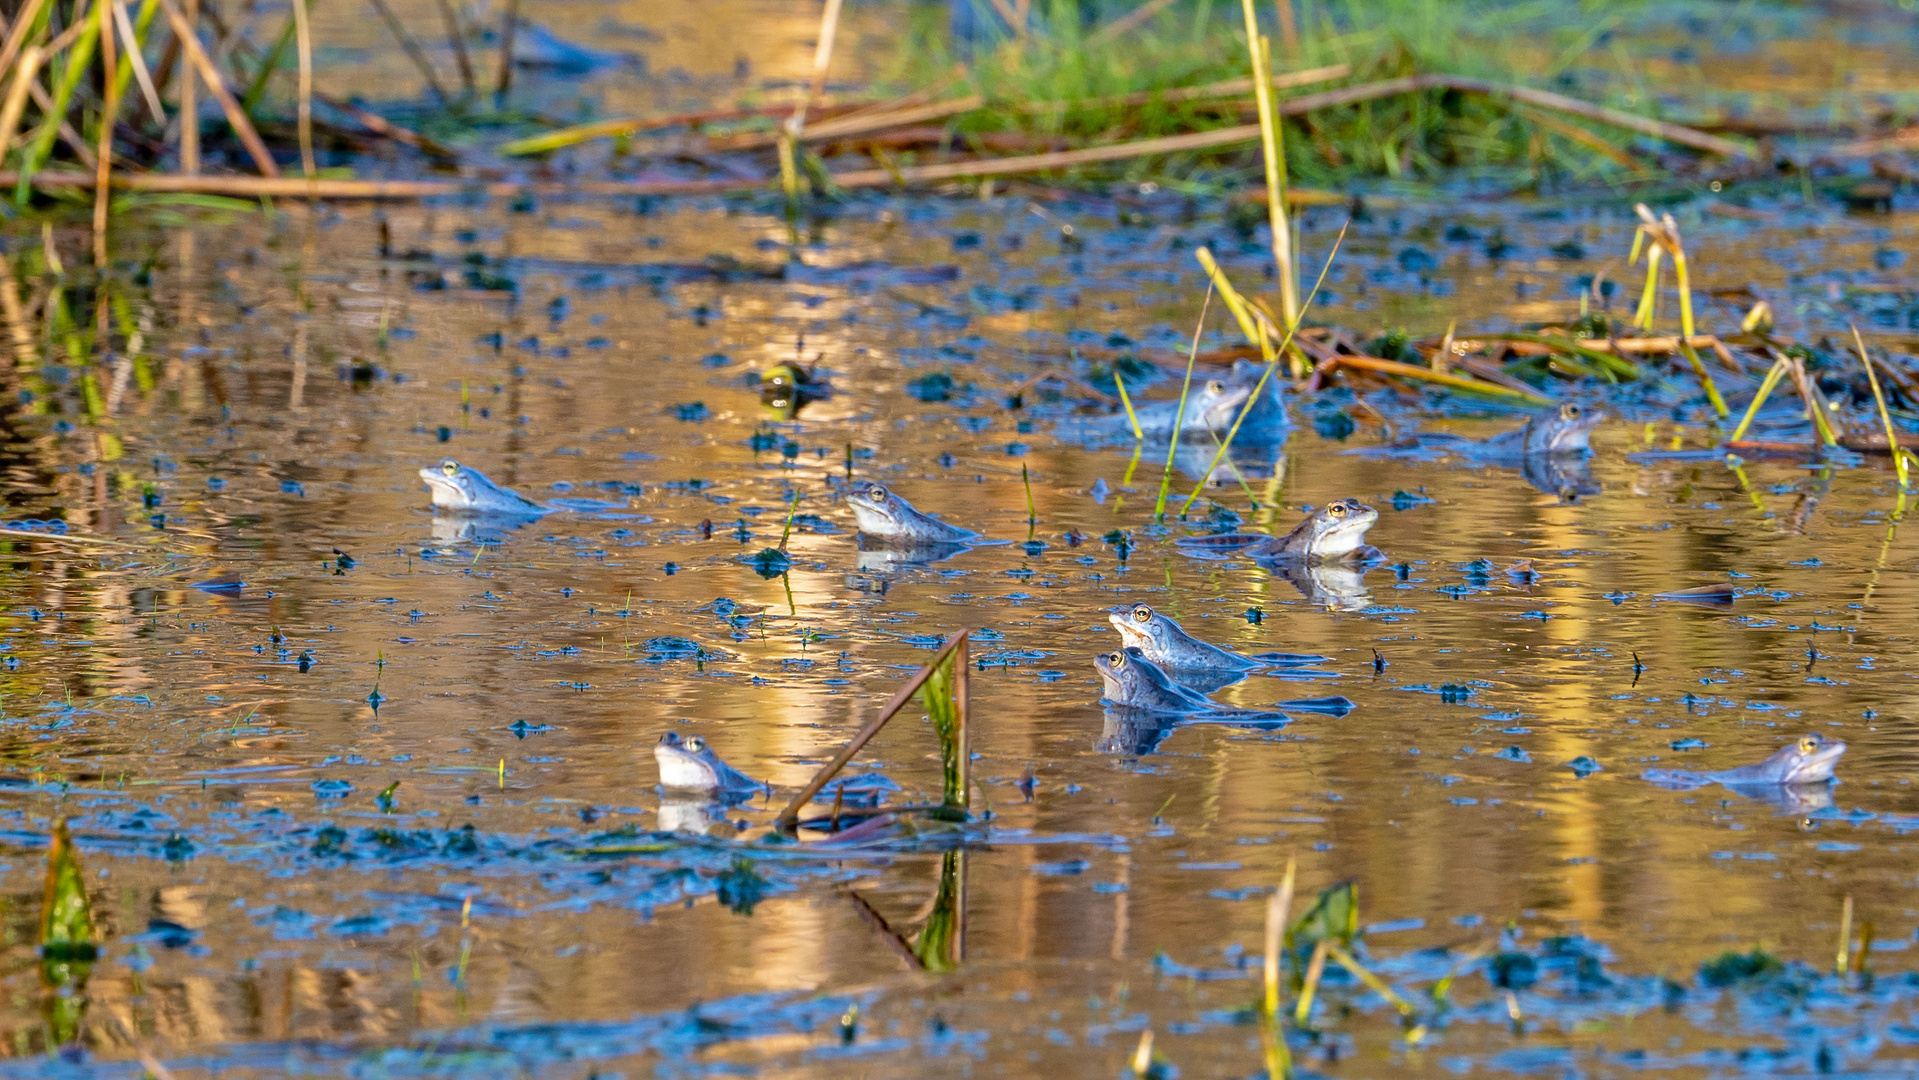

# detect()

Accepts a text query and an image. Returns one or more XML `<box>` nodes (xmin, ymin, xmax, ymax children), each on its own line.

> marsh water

<box><xmin>0</xmin><ymin>182</ymin><xmax>1912</xmax><ymax>1077</ymax></box>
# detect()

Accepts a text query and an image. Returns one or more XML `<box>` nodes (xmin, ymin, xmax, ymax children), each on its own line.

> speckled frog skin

<box><xmin>1108</xmin><ymin>604</ymin><xmax>1261</xmax><ymax>672</ymax></box>
<box><xmin>1094</xmin><ymin>647</ymin><xmax>1216</xmax><ymax>714</ymax></box>
<box><xmin>1245</xmin><ymin>499</ymin><xmax>1378</xmax><ymax>560</ymax></box>
<box><xmin>1644</xmin><ymin>733</ymin><xmax>1847</xmax><ymax>788</ymax></box>
<box><xmin>419</xmin><ymin>458</ymin><xmax>548</xmax><ymax>515</ymax></box>
<box><xmin>846</xmin><ymin>482</ymin><xmax>977</xmax><ymax>544</ymax></box>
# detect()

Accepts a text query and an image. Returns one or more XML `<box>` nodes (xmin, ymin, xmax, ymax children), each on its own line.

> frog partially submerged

<box><xmin>1642</xmin><ymin>733</ymin><xmax>1846</xmax><ymax>791</ymax></box>
<box><xmin>419</xmin><ymin>458</ymin><xmax>548</xmax><ymax>515</ymax></box>
<box><xmin>1177</xmin><ymin>498</ymin><xmax>1381</xmax><ymax>562</ymax></box>
<box><xmin>1478</xmin><ymin>402</ymin><xmax>1604</xmax><ymax>456</ymax></box>
<box><xmin>1094</xmin><ymin>646</ymin><xmax>1299</xmax><ymax>723</ymax></box>
<box><xmin>1108</xmin><ymin>604</ymin><xmax>1329</xmax><ymax>685</ymax></box>
<box><xmin>1124</xmin><ymin>378</ymin><xmax>1254</xmax><ymax>440</ymax></box>
<box><xmin>654</xmin><ymin>732</ymin><xmax>767</xmax><ymax>797</ymax></box>
<box><xmin>847</xmin><ymin>482</ymin><xmax>978</xmax><ymax>545</ymax></box>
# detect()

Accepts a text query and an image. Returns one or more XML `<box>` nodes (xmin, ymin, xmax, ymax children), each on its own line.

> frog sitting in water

<box><xmin>1477</xmin><ymin>402</ymin><xmax>1604</xmax><ymax>456</ymax></box>
<box><xmin>1108</xmin><ymin>604</ymin><xmax>1329</xmax><ymax>686</ymax></box>
<box><xmin>1642</xmin><ymin>733</ymin><xmax>1846</xmax><ymax>791</ymax></box>
<box><xmin>1094</xmin><ymin>646</ymin><xmax>1302</xmax><ymax>725</ymax></box>
<box><xmin>419</xmin><ymin>458</ymin><xmax>548</xmax><ymax>515</ymax></box>
<box><xmin>847</xmin><ymin>482</ymin><xmax>978</xmax><ymax>546</ymax></box>
<box><xmin>1177</xmin><ymin>498</ymin><xmax>1381</xmax><ymax>562</ymax></box>
<box><xmin>654</xmin><ymin>732</ymin><xmax>767</xmax><ymax>797</ymax></box>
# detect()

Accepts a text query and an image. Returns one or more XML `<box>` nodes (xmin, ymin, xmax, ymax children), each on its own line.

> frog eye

<box><xmin>1132</xmin><ymin>605</ymin><xmax>1152</xmax><ymax>622</ymax></box>
<box><xmin>1205</xmin><ymin>380</ymin><xmax>1226</xmax><ymax>395</ymax></box>
<box><xmin>867</xmin><ymin>484</ymin><xmax>887</xmax><ymax>501</ymax></box>
<box><xmin>1328</xmin><ymin>502</ymin><xmax>1347</xmax><ymax>517</ymax></box>
<box><xmin>1108</xmin><ymin>651</ymin><xmax>1125</xmax><ymax>666</ymax></box>
<box><xmin>683</xmin><ymin>736</ymin><xmax>705</xmax><ymax>753</ymax></box>
<box><xmin>1799</xmin><ymin>735</ymin><xmax>1820</xmax><ymax>754</ymax></box>
<box><xmin>1561</xmin><ymin>403</ymin><xmax>1582</xmax><ymax>420</ymax></box>
<box><xmin>440</xmin><ymin>459</ymin><xmax>461</xmax><ymax>476</ymax></box>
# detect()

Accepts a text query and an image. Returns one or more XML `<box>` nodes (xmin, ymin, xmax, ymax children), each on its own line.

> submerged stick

<box><xmin>771</xmin><ymin>630</ymin><xmax>970</xmax><ymax>833</ymax></box>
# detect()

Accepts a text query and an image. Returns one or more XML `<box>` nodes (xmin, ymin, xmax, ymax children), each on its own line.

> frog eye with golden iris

<box><xmin>440</xmin><ymin>459</ymin><xmax>461</xmax><ymax>476</ymax></box>
<box><xmin>1108</xmin><ymin>651</ymin><xmax>1125</xmax><ymax>665</ymax></box>
<box><xmin>684</xmin><ymin>736</ymin><xmax>706</xmax><ymax>752</ymax></box>
<box><xmin>1798</xmin><ymin>735</ymin><xmax>1820</xmax><ymax>754</ymax></box>
<box><xmin>1561</xmin><ymin>403</ymin><xmax>1582</xmax><ymax>420</ymax></box>
<box><xmin>1132</xmin><ymin>606</ymin><xmax>1153</xmax><ymax>622</ymax></box>
<box><xmin>1206</xmin><ymin>380</ymin><xmax>1226</xmax><ymax>394</ymax></box>
<box><xmin>1328</xmin><ymin>502</ymin><xmax>1347</xmax><ymax>517</ymax></box>
<box><xmin>867</xmin><ymin>484</ymin><xmax>887</xmax><ymax>500</ymax></box>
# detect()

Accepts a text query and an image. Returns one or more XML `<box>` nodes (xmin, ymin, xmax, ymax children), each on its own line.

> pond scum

<box><xmin>0</xmin><ymin>0</ymin><xmax>1916</xmax><ymax>1074</ymax></box>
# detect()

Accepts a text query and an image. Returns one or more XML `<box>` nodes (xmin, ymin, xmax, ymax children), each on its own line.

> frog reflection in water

<box><xmin>1642</xmin><ymin>733</ymin><xmax>1847</xmax><ymax>815</ymax></box>
<box><xmin>418</xmin><ymin>458</ymin><xmax>548</xmax><ymax>515</ymax></box>
<box><xmin>654</xmin><ymin>732</ymin><xmax>766</xmax><ymax>834</ymax></box>
<box><xmin>1177</xmin><ymin>498</ymin><xmax>1381</xmax><ymax>563</ymax></box>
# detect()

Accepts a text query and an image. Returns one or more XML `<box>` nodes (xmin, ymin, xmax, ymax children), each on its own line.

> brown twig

<box><xmin>493</xmin><ymin>0</ymin><xmax>520</xmax><ymax>101</ymax></box>
<box><xmin>770</xmin><ymin>630</ymin><xmax>970</xmax><ymax>834</ymax></box>
<box><xmin>291</xmin><ymin>0</ymin><xmax>313</xmax><ymax>183</ymax></box>
<box><xmin>366</xmin><ymin>0</ymin><xmax>448</xmax><ymax>107</ymax></box>
<box><xmin>157</xmin><ymin>0</ymin><xmax>280</xmax><ymax>176</ymax></box>
<box><xmin>0</xmin><ymin>0</ymin><xmax>49</xmax><ymax>78</ymax></box>
<box><xmin>432</xmin><ymin>0</ymin><xmax>474</xmax><ymax>97</ymax></box>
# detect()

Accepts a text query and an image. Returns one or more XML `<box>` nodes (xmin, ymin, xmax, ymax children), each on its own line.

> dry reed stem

<box><xmin>0</xmin><ymin>47</ymin><xmax>44</xmax><ymax>167</ymax></box>
<box><xmin>771</xmin><ymin>630</ymin><xmax>971</xmax><ymax>833</ymax></box>
<box><xmin>1837</xmin><ymin>894</ymin><xmax>1854</xmax><ymax>976</ymax></box>
<box><xmin>112</xmin><ymin>0</ymin><xmax>165</xmax><ymax>122</ymax></box>
<box><xmin>366</xmin><ymin>0</ymin><xmax>447</xmax><ymax>106</ymax></box>
<box><xmin>1853</xmin><ymin>325</ymin><xmax>1915</xmax><ymax>488</ymax></box>
<box><xmin>94</xmin><ymin>0</ymin><xmax>117</xmax><ymax>268</ymax></box>
<box><xmin>291</xmin><ymin>0</ymin><xmax>313</xmax><ymax>183</ymax></box>
<box><xmin>1295</xmin><ymin>940</ymin><xmax>1329</xmax><ymax>1025</ymax></box>
<box><xmin>494</xmin><ymin>0</ymin><xmax>519</xmax><ymax>99</ymax></box>
<box><xmin>0</xmin><ymin>0</ymin><xmax>49</xmax><ymax>77</ymax></box>
<box><xmin>1263</xmin><ymin>858</ymin><xmax>1296</xmax><ymax>1015</ymax></box>
<box><xmin>1725</xmin><ymin>357</ymin><xmax>1789</xmax><ymax>444</ymax></box>
<box><xmin>157</xmin><ymin>0</ymin><xmax>278</xmax><ymax>175</ymax></box>
<box><xmin>432</xmin><ymin>0</ymin><xmax>474</xmax><ymax>96</ymax></box>
<box><xmin>1240</xmin><ymin>4</ymin><xmax>1296</xmax><ymax>329</ymax></box>
<box><xmin>180</xmin><ymin>0</ymin><xmax>197</xmax><ymax>173</ymax></box>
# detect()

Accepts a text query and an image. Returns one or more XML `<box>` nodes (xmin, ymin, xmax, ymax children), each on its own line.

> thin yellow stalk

<box><xmin>1238</xmin><ymin>0</ymin><xmax>1297</xmax><ymax>331</ymax></box>
<box><xmin>1294</xmin><ymin>940</ymin><xmax>1328</xmax><ymax>1025</ymax></box>
<box><xmin>291</xmin><ymin>0</ymin><xmax>313</xmax><ymax>183</ymax></box>
<box><xmin>0</xmin><ymin>0</ymin><xmax>49</xmax><ymax>76</ymax></box>
<box><xmin>781</xmin><ymin>0</ymin><xmax>843</xmax><ymax>207</ymax></box>
<box><xmin>0</xmin><ymin>46</ymin><xmax>44</xmax><ymax>165</ymax></box>
<box><xmin>1194</xmin><ymin>247</ymin><xmax>1274</xmax><ymax>363</ymax></box>
<box><xmin>1853</xmin><ymin>325</ymin><xmax>1913</xmax><ymax>490</ymax></box>
<box><xmin>1155</xmin><ymin>283</ymin><xmax>1214</xmax><ymax>521</ymax></box>
<box><xmin>181</xmin><ymin>0</ymin><xmax>197</xmax><ymax>174</ymax></box>
<box><xmin>1178</xmin><ymin>221</ymin><xmax>1350</xmax><ymax>517</ymax></box>
<box><xmin>1324</xmin><ymin>942</ymin><xmax>1417</xmax><ymax>1016</ymax></box>
<box><xmin>95</xmin><ymin>0</ymin><xmax>120</xmax><ymax>269</ymax></box>
<box><xmin>1113</xmin><ymin>370</ymin><xmax>1142</xmax><ymax>440</ymax></box>
<box><xmin>1725</xmin><ymin>357</ymin><xmax>1789</xmax><ymax>444</ymax></box>
<box><xmin>1633</xmin><ymin>242</ymin><xmax>1661</xmax><ymax>331</ymax></box>
<box><xmin>1263</xmin><ymin>858</ymin><xmax>1296</xmax><ymax>1015</ymax></box>
<box><xmin>1836</xmin><ymin>894</ymin><xmax>1853</xmax><ymax>976</ymax></box>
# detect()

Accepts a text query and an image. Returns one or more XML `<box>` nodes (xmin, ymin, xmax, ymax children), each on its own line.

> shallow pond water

<box><xmin>0</xmin><ymin>186</ymin><xmax>1916</xmax><ymax>1077</ymax></box>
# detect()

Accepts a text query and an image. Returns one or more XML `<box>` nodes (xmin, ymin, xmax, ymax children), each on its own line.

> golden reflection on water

<box><xmin>0</xmin><ymin>168</ymin><xmax>1911</xmax><ymax>1073</ymax></box>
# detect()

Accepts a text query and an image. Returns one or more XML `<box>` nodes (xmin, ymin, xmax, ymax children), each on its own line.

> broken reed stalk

<box><xmin>291</xmin><ymin>0</ymin><xmax>314</xmax><ymax>183</ymax></box>
<box><xmin>1725</xmin><ymin>356</ymin><xmax>1791</xmax><ymax>444</ymax></box>
<box><xmin>1156</xmin><ymin>283</ymin><xmax>1215</xmax><ymax>521</ymax></box>
<box><xmin>1239</xmin><ymin>0</ymin><xmax>1297</xmax><ymax>330</ymax></box>
<box><xmin>1324</xmin><ymin>942</ymin><xmax>1418</xmax><ymax>1017</ymax></box>
<box><xmin>1632</xmin><ymin>205</ymin><xmax>1728</xmax><ymax>418</ymax></box>
<box><xmin>1178</xmin><ymin>223</ymin><xmax>1349</xmax><ymax>517</ymax></box>
<box><xmin>156</xmin><ymin>0</ymin><xmax>279</xmax><ymax>176</ymax></box>
<box><xmin>1130</xmin><ymin>1030</ymin><xmax>1154</xmax><ymax>1078</ymax></box>
<box><xmin>1113</xmin><ymin>370</ymin><xmax>1143</xmax><ymax>440</ymax></box>
<box><xmin>771</xmin><ymin>630</ymin><xmax>970</xmax><ymax>832</ymax></box>
<box><xmin>112</xmin><ymin>0</ymin><xmax>165</xmax><ymax>124</ymax></box>
<box><xmin>1853</xmin><ymin>325</ymin><xmax>1916</xmax><ymax>489</ymax></box>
